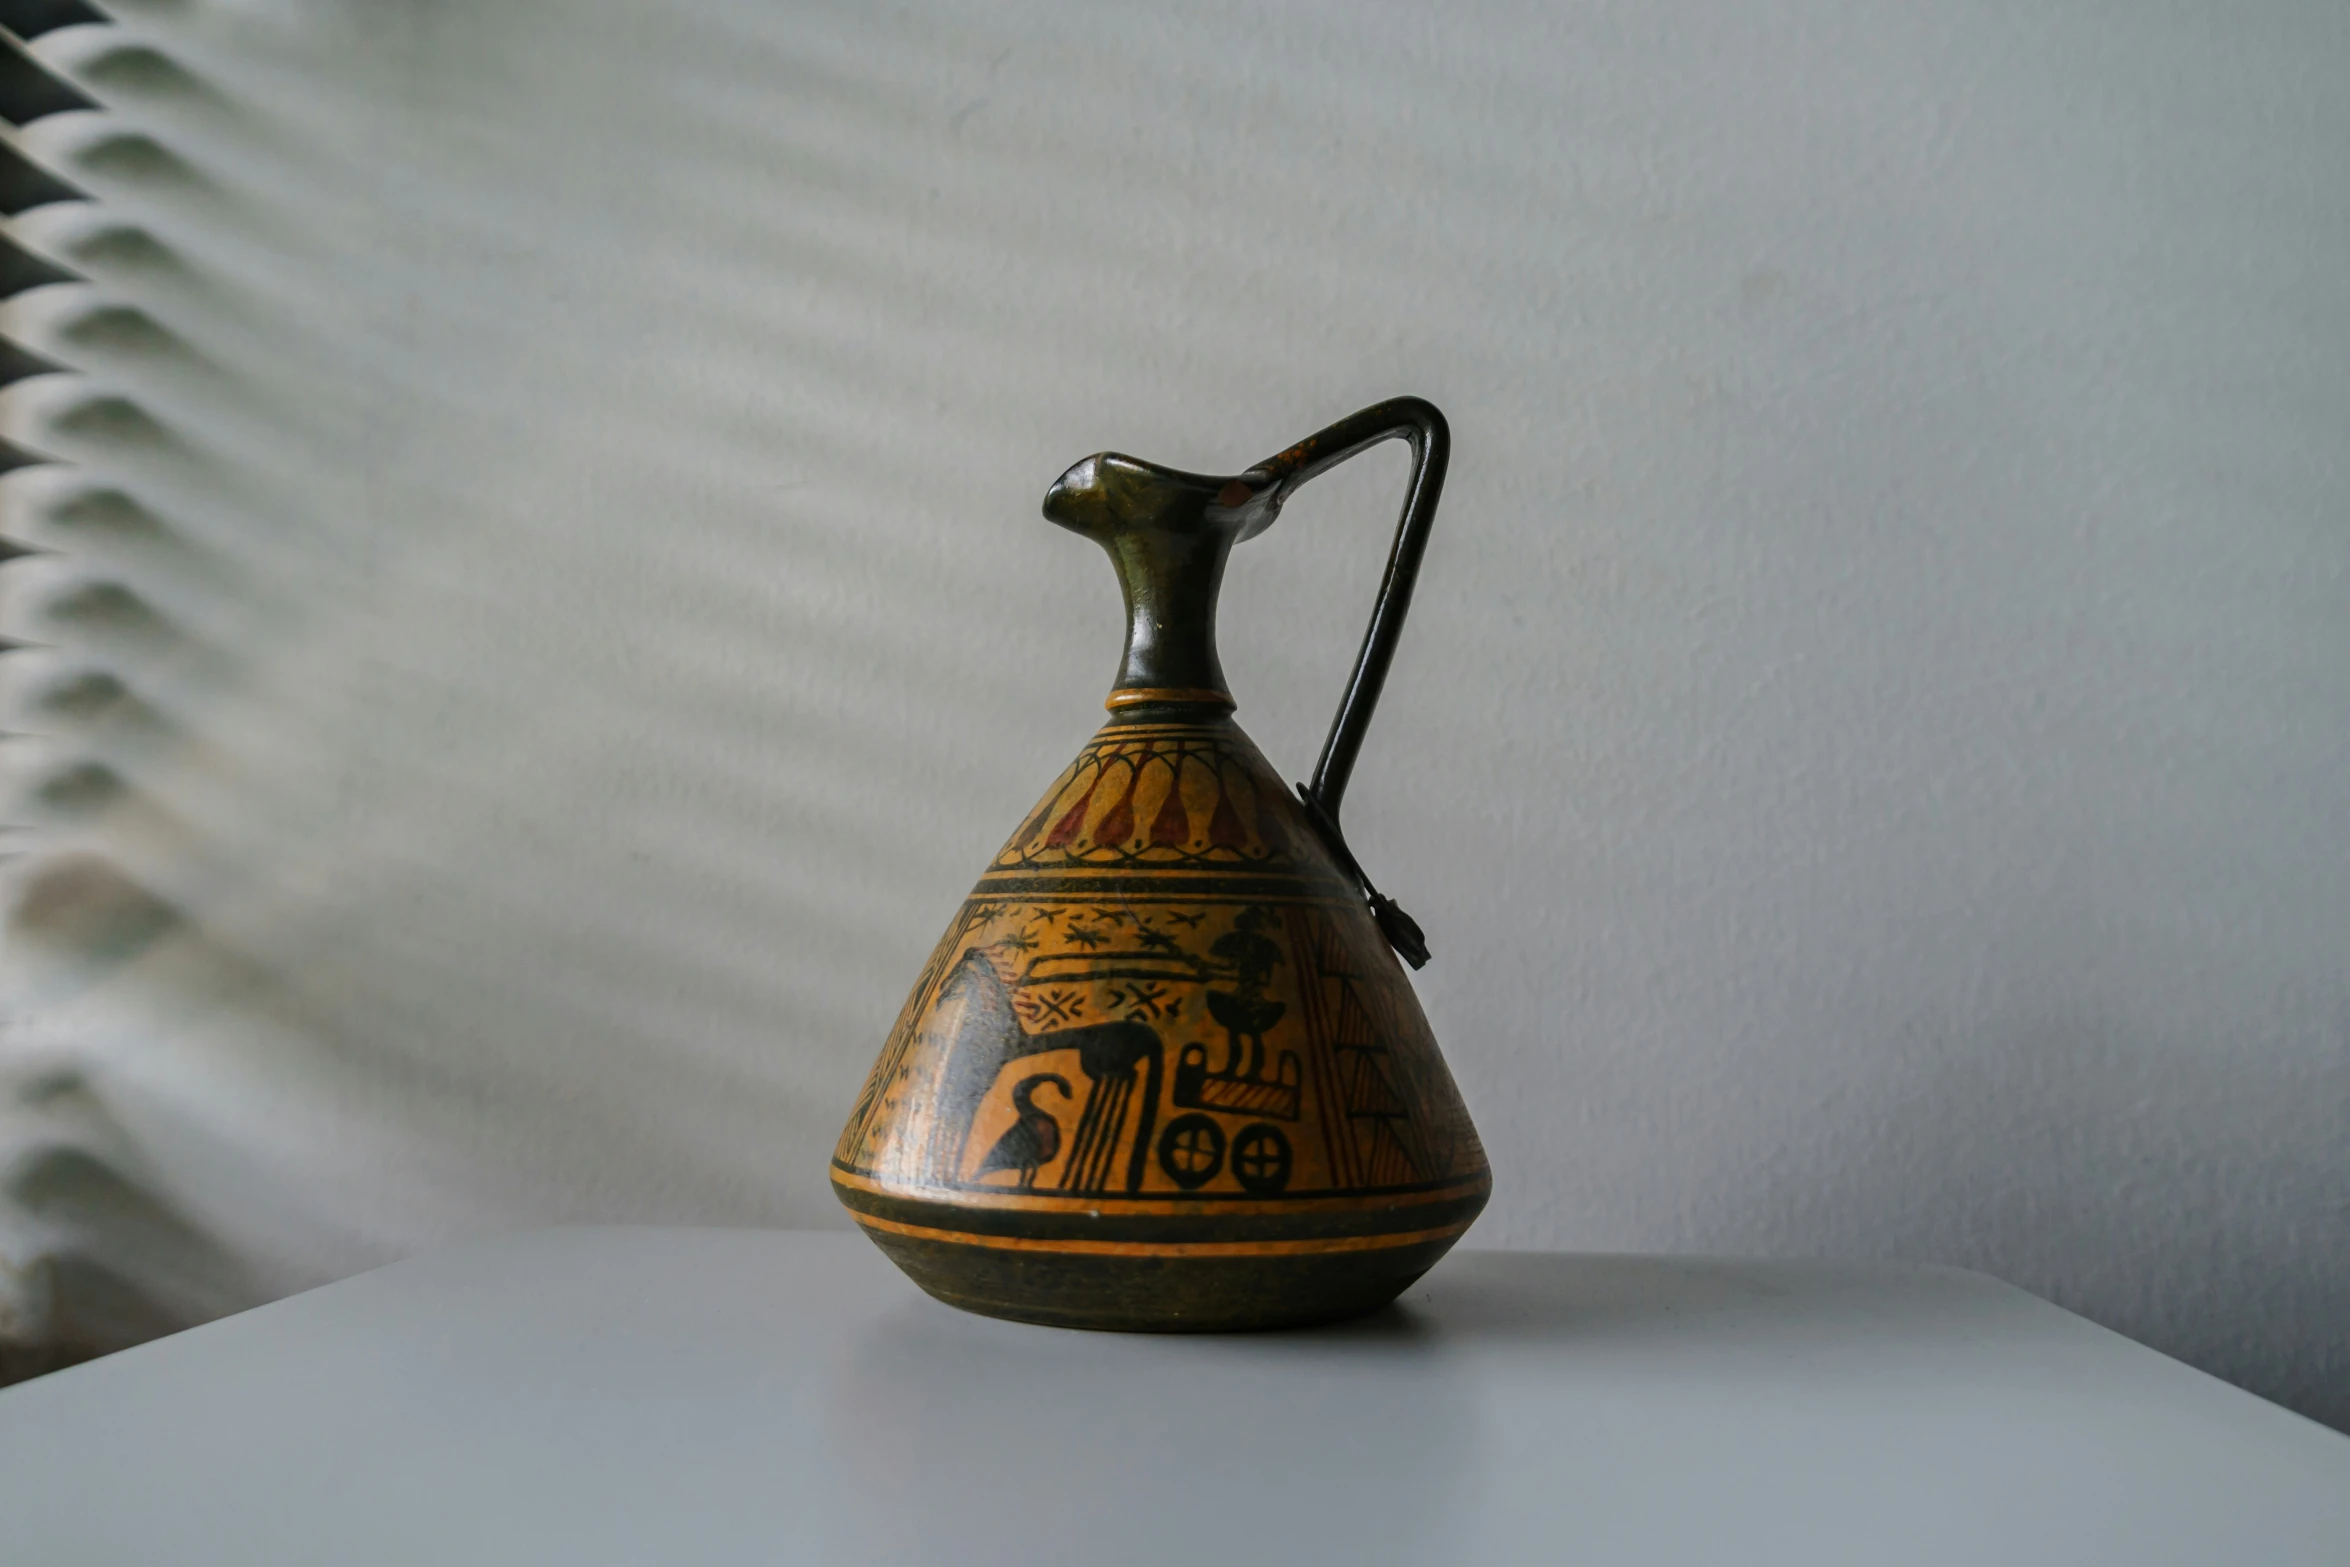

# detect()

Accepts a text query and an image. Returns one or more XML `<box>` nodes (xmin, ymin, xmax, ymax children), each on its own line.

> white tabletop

<box><xmin>0</xmin><ymin>1227</ymin><xmax>2342</xmax><ymax>1565</ymax></box>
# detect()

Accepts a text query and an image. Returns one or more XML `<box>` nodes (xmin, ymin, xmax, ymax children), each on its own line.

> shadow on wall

<box><xmin>0</xmin><ymin>1</ymin><xmax>262</xmax><ymax>1375</ymax></box>
<box><xmin>2</xmin><ymin>1069</ymin><xmax>256</xmax><ymax>1381</ymax></box>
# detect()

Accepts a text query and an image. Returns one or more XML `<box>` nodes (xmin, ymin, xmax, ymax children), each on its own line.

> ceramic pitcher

<box><xmin>833</xmin><ymin>397</ymin><xmax>1489</xmax><ymax>1330</ymax></box>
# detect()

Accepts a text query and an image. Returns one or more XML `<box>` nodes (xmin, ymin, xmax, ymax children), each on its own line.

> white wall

<box><xmin>1</xmin><ymin>1</ymin><xmax>2343</xmax><ymax>1424</ymax></box>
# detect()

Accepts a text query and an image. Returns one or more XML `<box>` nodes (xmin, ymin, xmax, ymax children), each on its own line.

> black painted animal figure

<box><xmin>1041</xmin><ymin>1020</ymin><xmax>1163</xmax><ymax>1195</ymax></box>
<box><xmin>926</xmin><ymin>951</ymin><xmax>1168</xmax><ymax>1194</ymax></box>
<box><xmin>975</xmin><ymin>1073</ymin><xmax>1071</xmax><ymax>1188</ymax></box>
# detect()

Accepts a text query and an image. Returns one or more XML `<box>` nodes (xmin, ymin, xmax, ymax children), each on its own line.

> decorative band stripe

<box><xmin>1085</xmin><ymin>723</ymin><xmax>1240</xmax><ymax>737</ymax></box>
<box><xmin>830</xmin><ymin>1163</ymin><xmax>1488</xmax><ymax>1216</ymax></box>
<box><xmin>853</xmin><ymin>1212</ymin><xmax>1473</xmax><ymax>1257</ymax></box>
<box><xmin>1104</xmin><ymin>687</ymin><xmax>1235</xmax><ymax>710</ymax></box>
<box><xmin>970</xmin><ymin>872</ymin><xmax>1358</xmax><ymax>899</ymax></box>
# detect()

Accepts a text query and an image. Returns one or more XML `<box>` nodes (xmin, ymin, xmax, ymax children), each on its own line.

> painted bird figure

<box><xmin>975</xmin><ymin>1073</ymin><xmax>1071</xmax><ymax>1188</ymax></box>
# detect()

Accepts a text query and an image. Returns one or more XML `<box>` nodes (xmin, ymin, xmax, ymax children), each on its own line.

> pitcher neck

<box><xmin>1099</xmin><ymin>525</ymin><xmax>1238</xmax><ymax>712</ymax></box>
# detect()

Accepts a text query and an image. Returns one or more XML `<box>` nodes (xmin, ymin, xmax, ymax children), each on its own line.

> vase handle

<box><xmin>1245</xmin><ymin>396</ymin><xmax>1449</xmax><ymax>968</ymax></box>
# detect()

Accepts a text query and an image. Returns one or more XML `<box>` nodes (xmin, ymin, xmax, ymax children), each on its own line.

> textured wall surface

<box><xmin>0</xmin><ymin>2</ymin><xmax>2344</xmax><ymax>1424</ymax></box>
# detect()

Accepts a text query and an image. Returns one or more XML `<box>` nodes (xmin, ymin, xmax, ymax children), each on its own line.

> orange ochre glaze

<box><xmin>834</xmin><ymin>713</ymin><xmax>1489</xmax><ymax>1295</ymax></box>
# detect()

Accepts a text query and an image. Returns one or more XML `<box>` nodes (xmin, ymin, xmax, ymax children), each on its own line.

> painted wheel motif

<box><xmin>1231</xmin><ymin>1123</ymin><xmax>1292</xmax><ymax>1195</ymax></box>
<box><xmin>1157</xmin><ymin>1113</ymin><xmax>1225</xmax><ymax>1189</ymax></box>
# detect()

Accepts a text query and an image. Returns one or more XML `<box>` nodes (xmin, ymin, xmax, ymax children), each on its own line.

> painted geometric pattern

<box><xmin>836</xmin><ymin>894</ymin><xmax>1484</xmax><ymax>1202</ymax></box>
<box><xmin>992</xmin><ymin>723</ymin><xmax>1300</xmax><ymax>870</ymax></box>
